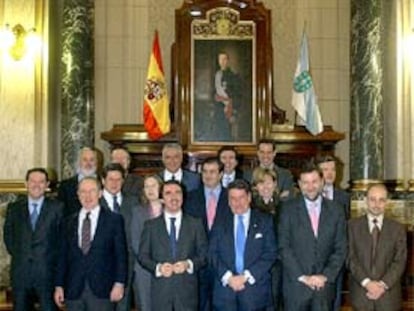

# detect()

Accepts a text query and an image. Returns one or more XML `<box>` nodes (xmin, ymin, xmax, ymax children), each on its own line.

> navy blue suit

<box><xmin>209</xmin><ymin>209</ymin><xmax>277</xmax><ymax>311</ymax></box>
<box><xmin>4</xmin><ymin>197</ymin><xmax>63</xmax><ymax>311</ymax></box>
<box><xmin>55</xmin><ymin>207</ymin><xmax>128</xmax><ymax>300</ymax></box>
<box><xmin>185</xmin><ymin>187</ymin><xmax>232</xmax><ymax>311</ymax></box>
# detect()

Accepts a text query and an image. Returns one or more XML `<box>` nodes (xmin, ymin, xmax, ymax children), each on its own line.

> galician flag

<box><xmin>291</xmin><ymin>31</ymin><xmax>323</xmax><ymax>135</ymax></box>
<box><xmin>143</xmin><ymin>31</ymin><xmax>171</xmax><ymax>140</ymax></box>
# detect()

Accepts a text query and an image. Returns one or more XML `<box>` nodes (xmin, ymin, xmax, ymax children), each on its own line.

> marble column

<box><xmin>60</xmin><ymin>0</ymin><xmax>94</xmax><ymax>178</ymax></box>
<box><xmin>350</xmin><ymin>0</ymin><xmax>384</xmax><ymax>181</ymax></box>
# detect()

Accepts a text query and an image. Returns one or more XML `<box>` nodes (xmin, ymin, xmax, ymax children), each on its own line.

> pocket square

<box><xmin>254</xmin><ymin>233</ymin><xmax>263</xmax><ymax>239</ymax></box>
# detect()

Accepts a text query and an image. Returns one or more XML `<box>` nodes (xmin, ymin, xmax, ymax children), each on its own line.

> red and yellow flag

<box><xmin>143</xmin><ymin>31</ymin><xmax>171</xmax><ymax>140</ymax></box>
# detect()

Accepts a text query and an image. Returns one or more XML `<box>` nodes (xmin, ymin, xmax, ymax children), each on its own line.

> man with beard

<box><xmin>278</xmin><ymin>163</ymin><xmax>347</xmax><ymax>311</ymax></box>
<box><xmin>57</xmin><ymin>147</ymin><xmax>98</xmax><ymax>216</ymax></box>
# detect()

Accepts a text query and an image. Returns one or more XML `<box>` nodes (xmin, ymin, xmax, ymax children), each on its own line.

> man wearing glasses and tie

<box><xmin>4</xmin><ymin>168</ymin><xmax>64</xmax><ymax>311</ymax></box>
<box><xmin>348</xmin><ymin>183</ymin><xmax>407</xmax><ymax>311</ymax></box>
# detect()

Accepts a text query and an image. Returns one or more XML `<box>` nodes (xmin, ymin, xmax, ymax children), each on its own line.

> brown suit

<box><xmin>348</xmin><ymin>216</ymin><xmax>407</xmax><ymax>311</ymax></box>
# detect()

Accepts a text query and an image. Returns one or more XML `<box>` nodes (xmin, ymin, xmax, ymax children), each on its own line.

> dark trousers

<box><xmin>65</xmin><ymin>284</ymin><xmax>114</xmax><ymax>311</ymax></box>
<box><xmin>12</xmin><ymin>285</ymin><xmax>57</xmax><ymax>311</ymax></box>
<box><xmin>283</xmin><ymin>282</ymin><xmax>335</xmax><ymax>311</ymax></box>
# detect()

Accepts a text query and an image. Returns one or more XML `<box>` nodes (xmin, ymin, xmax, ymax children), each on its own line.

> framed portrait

<box><xmin>191</xmin><ymin>8</ymin><xmax>256</xmax><ymax>144</ymax></box>
<box><xmin>172</xmin><ymin>1</ymin><xmax>276</xmax><ymax>149</ymax></box>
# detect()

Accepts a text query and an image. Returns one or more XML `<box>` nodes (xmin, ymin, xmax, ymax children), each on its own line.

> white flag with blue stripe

<box><xmin>291</xmin><ymin>31</ymin><xmax>323</xmax><ymax>135</ymax></box>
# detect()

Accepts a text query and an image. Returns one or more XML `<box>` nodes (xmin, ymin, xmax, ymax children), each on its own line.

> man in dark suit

<box><xmin>54</xmin><ymin>177</ymin><xmax>127</xmax><ymax>311</ymax></box>
<box><xmin>217</xmin><ymin>146</ymin><xmax>246</xmax><ymax>188</ymax></box>
<box><xmin>159</xmin><ymin>143</ymin><xmax>201</xmax><ymax>193</ymax></box>
<box><xmin>348</xmin><ymin>183</ymin><xmax>407</xmax><ymax>311</ymax></box>
<box><xmin>185</xmin><ymin>157</ymin><xmax>232</xmax><ymax>311</ymax></box>
<box><xmin>138</xmin><ymin>180</ymin><xmax>208</xmax><ymax>311</ymax></box>
<box><xmin>315</xmin><ymin>155</ymin><xmax>350</xmax><ymax>218</ymax></box>
<box><xmin>57</xmin><ymin>146</ymin><xmax>98</xmax><ymax>217</ymax></box>
<box><xmin>315</xmin><ymin>155</ymin><xmax>351</xmax><ymax>311</ymax></box>
<box><xmin>4</xmin><ymin>168</ymin><xmax>64</xmax><ymax>311</ymax></box>
<box><xmin>209</xmin><ymin>179</ymin><xmax>278</xmax><ymax>311</ymax></box>
<box><xmin>99</xmin><ymin>163</ymin><xmax>139</xmax><ymax>311</ymax></box>
<box><xmin>278</xmin><ymin>163</ymin><xmax>347</xmax><ymax>311</ymax></box>
<box><xmin>110</xmin><ymin>147</ymin><xmax>143</xmax><ymax>197</ymax></box>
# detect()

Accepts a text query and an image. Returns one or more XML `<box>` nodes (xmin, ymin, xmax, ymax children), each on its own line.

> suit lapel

<box><xmin>245</xmin><ymin>210</ymin><xmax>260</xmax><ymax>264</ymax></box>
<box><xmin>157</xmin><ymin>216</ymin><xmax>172</xmax><ymax>254</ymax></box>
<box><xmin>298</xmin><ymin>199</ymin><xmax>315</xmax><ymax>238</ymax></box>
<box><xmin>317</xmin><ymin>199</ymin><xmax>329</xmax><ymax>239</ymax></box>
<box><xmin>34</xmin><ymin>198</ymin><xmax>50</xmax><ymax>231</ymax></box>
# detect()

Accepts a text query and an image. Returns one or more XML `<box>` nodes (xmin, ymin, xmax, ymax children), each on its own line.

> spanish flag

<box><xmin>143</xmin><ymin>31</ymin><xmax>171</xmax><ymax>140</ymax></box>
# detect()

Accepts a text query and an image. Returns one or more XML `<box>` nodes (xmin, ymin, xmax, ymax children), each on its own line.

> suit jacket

<box><xmin>159</xmin><ymin>169</ymin><xmax>201</xmax><ymax>193</ymax></box>
<box><xmin>184</xmin><ymin>186</ymin><xmax>231</xmax><ymax>236</ymax></box>
<box><xmin>4</xmin><ymin>196</ymin><xmax>64</xmax><ymax>290</ymax></box>
<box><xmin>209</xmin><ymin>209</ymin><xmax>278</xmax><ymax>310</ymax></box>
<box><xmin>100</xmin><ymin>194</ymin><xmax>138</xmax><ymax>285</ymax></box>
<box><xmin>348</xmin><ymin>216</ymin><xmax>407</xmax><ymax>311</ymax></box>
<box><xmin>278</xmin><ymin>196</ymin><xmax>347</xmax><ymax>302</ymax></box>
<box><xmin>55</xmin><ymin>206</ymin><xmax>128</xmax><ymax>300</ymax></box>
<box><xmin>138</xmin><ymin>213</ymin><xmax>208</xmax><ymax>310</ymax></box>
<box><xmin>57</xmin><ymin>175</ymin><xmax>81</xmax><ymax>217</ymax></box>
<box><xmin>333</xmin><ymin>188</ymin><xmax>351</xmax><ymax>219</ymax></box>
<box><xmin>122</xmin><ymin>173</ymin><xmax>144</xmax><ymax>198</ymax></box>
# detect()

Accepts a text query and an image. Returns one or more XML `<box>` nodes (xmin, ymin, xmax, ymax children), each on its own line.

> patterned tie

<box><xmin>30</xmin><ymin>203</ymin><xmax>39</xmax><ymax>230</ymax></box>
<box><xmin>113</xmin><ymin>195</ymin><xmax>120</xmax><ymax>213</ymax></box>
<box><xmin>169</xmin><ymin>217</ymin><xmax>177</xmax><ymax>259</ymax></box>
<box><xmin>235</xmin><ymin>215</ymin><xmax>246</xmax><ymax>274</ymax></box>
<box><xmin>371</xmin><ymin>218</ymin><xmax>380</xmax><ymax>266</ymax></box>
<box><xmin>309</xmin><ymin>203</ymin><xmax>319</xmax><ymax>237</ymax></box>
<box><xmin>81</xmin><ymin>212</ymin><xmax>91</xmax><ymax>254</ymax></box>
<box><xmin>207</xmin><ymin>191</ymin><xmax>217</xmax><ymax>230</ymax></box>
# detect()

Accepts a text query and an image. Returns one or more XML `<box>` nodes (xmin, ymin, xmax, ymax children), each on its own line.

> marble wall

<box><xmin>94</xmin><ymin>0</ymin><xmax>351</xmax><ymax>185</ymax></box>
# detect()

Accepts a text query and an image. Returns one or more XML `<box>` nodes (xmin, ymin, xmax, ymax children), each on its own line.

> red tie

<box><xmin>207</xmin><ymin>191</ymin><xmax>217</xmax><ymax>230</ymax></box>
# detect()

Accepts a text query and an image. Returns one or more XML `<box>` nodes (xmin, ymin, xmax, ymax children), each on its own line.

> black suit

<box><xmin>57</xmin><ymin>175</ymin><xmax>81</xmax><ymax>217</ymax></box>
<box><xmin>278</xmin><ymin>196</ymin><xmax>347</xmax><ymax>311</ymax></box>
<box><xmin>184</xmin><ymin>187</ymin><xmax>232</xmax><ymax>311</ymax></box>
<box><xmin>122</xmin><ymin>174</ymin><xmax>144</xmax><ymax>197</ymax></box>
<box><xmin>4</xmin><ymin>196</ymin><xmax>64</xmax><ymax>311</ymax></box>
<box><xmin>100</xmin><ymin>194</ymin><xmax>138</xmax><ymax>311</ymax></box>
<box><xmin>138</xmin><ymin>214</ymin><xmax>208</xmax><ymax>311</ymax></box>
<box><xmin>55</xmin><ymin>207</ymin><xmax>128</xmax><ymax>301</ymax></box>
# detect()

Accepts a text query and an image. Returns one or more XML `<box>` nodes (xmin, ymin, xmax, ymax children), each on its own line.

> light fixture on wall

<box><xmin>0</xmin><ymin>24</ymin><xmax>40</xmax><ymax>60</ymax></box>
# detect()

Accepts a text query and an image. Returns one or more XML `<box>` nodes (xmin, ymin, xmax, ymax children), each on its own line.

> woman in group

<box><xmin>131</xmin><ymin>174</ymin><xmax>163</xmax><ymax>311</ymax></box>
<box><xmin>251</xmin><ymin>167</ymin><xmax>291</xmax><ymax>311</ymax></box>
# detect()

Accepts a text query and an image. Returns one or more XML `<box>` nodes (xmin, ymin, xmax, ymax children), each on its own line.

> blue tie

<box><xmin>235</xmin><ymin>215</ymin><xmax>246</xmax><ymax>274</ymax></box>
<box><xmin>169</xmin><ymin>217</ymin><xmax>177</xmax><ymax>259</ymax></box>
<box><xmin>113</xmin><ymin>195</ymin><xmax>120</xmax><ymax>213</ymax></box>
<box><xmin>30</xmin><ymin>203</ymin><xmax>39</xmax><ymax>230</ymax></box>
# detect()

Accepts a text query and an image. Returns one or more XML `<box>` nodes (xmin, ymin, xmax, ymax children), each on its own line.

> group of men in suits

<box><xmin>3</xmin><ymin>140</ymin><xmax>409</xmax><ymax>311</ymax></box>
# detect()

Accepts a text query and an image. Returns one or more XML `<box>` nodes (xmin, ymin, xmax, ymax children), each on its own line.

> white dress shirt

<box><xmin>103</xmin><ymin>189</ymin><xmax>123</xmax><ymax>212</ymax></box>
<box><xmin>164</xmin><ymin>169</ymin><xmax>183</xmax><ymax>182</ymax></box>
<box><xmin>78</xmin><ymin>206</ymin><xmax>100</xmax><ymax>247</ymax></box>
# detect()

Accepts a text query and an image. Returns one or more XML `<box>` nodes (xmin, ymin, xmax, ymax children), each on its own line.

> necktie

<box><xmin>171</xmin><ymin>174</ymin><xmax>176</xmax><ymax>181</ymax></box>
<box><xmin>235</xmin><ymin>215</ymin><xmax>246</xmax><ymax>274</ymax></box>
<box><xmin>169</xmin><ymin>217</ymin><xmax>177</xmax><ymax>259</ymax></box>
<box><xmin>207</xmin><ymin>191</ymin><xmax>217</xmax><ymax>230</ymax></box>
<box><xmin>113</xmin><ymin>195</ymin><xmax>120</xmax><ymax>213</ymax></box>
<box><xmin>30</xmin><ymin>203</ymin><xmax>39</xmax><ymax>230</ymax></box>
<box><xmin>309</xmin><ymin>203</ymin><xmax>319</xmax><ymax>237</ymax></box>
<box><xmin>81</xmin><ymin>212</ymin><xmax>91</xmax><ymax>254</ymax></box>
<box><xmin>371</xmin><ymin>218</ymin><xmax>380</xmax><ymax>267</ymax></box>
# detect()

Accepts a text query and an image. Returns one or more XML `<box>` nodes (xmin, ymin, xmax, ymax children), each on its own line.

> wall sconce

<box><xmin>0</xmin><ymin>24</ymin><xmax>39</xmax><ymax>61</ymax></box>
